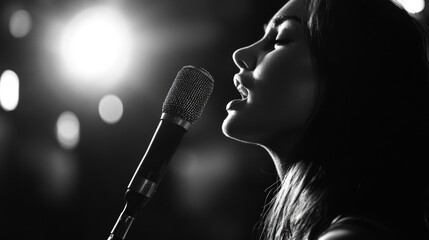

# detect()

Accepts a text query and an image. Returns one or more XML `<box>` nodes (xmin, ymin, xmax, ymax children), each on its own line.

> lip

<box><xmin>226</xmin><ymin>98</ymin><xmax>247</xmax><ymax>111</ymax></box>
<box><xmin>233</xmin><ymin>74</ymin><xmax>249</xmax><ymax>89</ymax></box>
<box><xmin>234</xmin><ymin>74</ymin><xmax>251</xmax><ymax>97</ymax></box>
<box><xmin>226</xmin><ymin>74</ymin><xmax>251</xmax><ymax>111</ymax></box>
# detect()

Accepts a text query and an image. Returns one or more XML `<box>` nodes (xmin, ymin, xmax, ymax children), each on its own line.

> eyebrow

<box><xmin>264</xmin><ymin>15</ymin><xmax>303</xmax><ymax>31</ymax></box>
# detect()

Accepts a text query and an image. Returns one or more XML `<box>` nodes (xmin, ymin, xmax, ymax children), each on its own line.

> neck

<box><xmin>259</xmin><ymin>132</ymin><xmax>302</xmax><ymax>179</ymax></box>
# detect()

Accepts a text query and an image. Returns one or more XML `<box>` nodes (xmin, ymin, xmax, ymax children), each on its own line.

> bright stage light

<box><xmin>56</xmin><ymin>111</ymin><xmax>80</xmax><ymax>149</ymax></box>
<box><xmin>395</xmin><ymin>0</ymin><xmax>425</xmax><ymax>13</ymax></box>
<box><xmin>0</xmin><ymin>70</ymin><xmax>20</xmax><ymax>111</ymax></box>
<box><xmin>98</xmin><ymin>94</ymin><xmax>123</xmax><ymax>124</ymax></box>
<box><xmin>60</xmin><ymin>6</ymin><xmax>133</xmax><ymax>87</ymax></box>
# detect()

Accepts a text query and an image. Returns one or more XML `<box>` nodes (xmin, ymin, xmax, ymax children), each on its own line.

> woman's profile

<box><xmin>222</xmin><ymin>0</ymin><xmax>429</xmax><ymax>239</ymax></box>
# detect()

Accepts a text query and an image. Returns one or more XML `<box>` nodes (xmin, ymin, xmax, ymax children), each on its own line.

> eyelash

<box><xmin>272</xmin><ymin>39</ymin><xmax>291</xmax><ymax>47</ymax></box>
<box><xmin>274</xmin><ymin>39</ymin><xmax>290</xmax><ymax>45</ymax></box>
<box><xmin>263</xmin><ymin>34</ymin><xmax>290</xmax><ymax>50</ymax></box>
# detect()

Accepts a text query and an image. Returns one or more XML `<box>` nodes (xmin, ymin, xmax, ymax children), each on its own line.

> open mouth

<box><xmin>226</xmin><ymin>76</ymin><xmax>249</xmax><ymax>111</ymax></box>
<box><xmin>236</xmin><ymin>84</ymin><xmax>249</xmax><ymax>100</ymax></box>
<box><xmin>234</xmin><ymin>76</ymin><xmax>249</xmax><ymax>100</ymax></box>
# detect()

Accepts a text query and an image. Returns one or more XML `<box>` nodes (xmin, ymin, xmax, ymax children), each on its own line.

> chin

<box><xmin>221</xmin><ymin>116</ymin><xmax>237</xmax><ymax>139</ymax></box>
<box><xmin>222</xmin><ymin>115</ymin><xmax>262</xmax><ymax>145</ymax></box>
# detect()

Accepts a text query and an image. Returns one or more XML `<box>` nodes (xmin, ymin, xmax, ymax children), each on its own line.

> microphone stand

<box><xmin>107</xmin><ymin>190</ymin><xmax>149</xmax><ymax>240</ymax></box>
<box><xmin>107</xmin><ymin>117</ymin><xmax>188</xmax><ymax>240</ymax></box>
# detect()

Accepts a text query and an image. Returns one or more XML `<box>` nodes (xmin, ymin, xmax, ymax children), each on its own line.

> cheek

<box><xmin>223</xmin><ymin>78</ymin><xmax>317</xmax><ymax>143</ymax></box>
<box><xmin>258</xmin><ymin>49</ymin><xmax>317</xmax><ymax>129</ymax></box>
<box><xmin>273</xmin><ymin>79</ymin><xmax>316</xmax><ymax>128</ymax></box>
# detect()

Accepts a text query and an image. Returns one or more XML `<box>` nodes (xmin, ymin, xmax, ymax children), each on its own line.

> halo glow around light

<box><xmin>60</xmin><ymin>6</ymin><xmax>133</xmax><ymax>86</ymax></box>
<box><xmin>395</xmin><ymin>0</ymin><xmax>425</xmax><ymax>13</ymax></box>
<box><xmin>0</xmin><ymin>70</ymin><xmax>20</xmax><ymax>111</ymax></box>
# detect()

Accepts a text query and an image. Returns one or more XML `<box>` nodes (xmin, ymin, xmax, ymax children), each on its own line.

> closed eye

<box><xmin>274</xmin><ymin>39</ymin><xmax>291</xmax><ymax>46</ymax></box>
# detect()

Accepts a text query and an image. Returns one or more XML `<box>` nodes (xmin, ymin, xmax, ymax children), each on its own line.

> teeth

<box><xmin>237</xmin><ymin>84</ymin><xmax>249</xmax><ymax>99</ymax></box>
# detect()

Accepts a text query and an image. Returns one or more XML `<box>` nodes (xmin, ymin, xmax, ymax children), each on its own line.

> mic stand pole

<box><xmin>107</xmin><ymin>119</ymin><xmax>188</xmax><ymax>240</ymax></box>
<box><xmin>107</xmin><ymin>189</ymin><xmax>149</xmax><ymax>240</ymax></box>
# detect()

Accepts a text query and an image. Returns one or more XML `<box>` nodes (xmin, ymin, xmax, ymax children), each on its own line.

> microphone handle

<box><xmin>128</xmin><ymin>118</ymin><xmax>187</xmax><ymax>196</ymax></box>
<box><xmin>108</xmin><ymin>119</ymin><xmax>187</xmax><ymax>240</ymax></box>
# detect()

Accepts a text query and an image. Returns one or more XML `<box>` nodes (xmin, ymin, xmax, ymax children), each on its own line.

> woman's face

<box><xmin>222</xmin><ymin>0</ymin><xmax>318</xmax><ymax>146</ymax></box>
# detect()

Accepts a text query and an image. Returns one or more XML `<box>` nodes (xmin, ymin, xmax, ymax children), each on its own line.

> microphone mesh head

<box><xmin>162</xmin><ymin>66</ymin><xmax>214</xmax><ymax>124</ymax></box>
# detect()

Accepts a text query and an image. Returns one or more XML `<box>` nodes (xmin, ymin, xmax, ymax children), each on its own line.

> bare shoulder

<box><xmin>317</xmin><ymin>216</ymin><xmax>391</xmax><ymax>240</ymax></box>
<box><xmin>318</xmin><ymin>227</ymin><xmax>380</xmax><ymax>240</ymax></box>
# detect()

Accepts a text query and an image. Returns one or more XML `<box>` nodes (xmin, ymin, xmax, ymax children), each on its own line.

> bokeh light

<box><xmin>42</xmin><ymin>149</ymin><xmax>78</xmax><ymax>204</ymax></box>
<box><xmin>9</xmin><ymin>9</ymin><xmax>32</xmax><ymax>38</ymax></box>
<box><xmin>59</xmin><ymin>6</ymin><xmax>133</xmax><ymax>86</ymax></box>
<box><xmin>0</xmin><ymin>70</ymin><xmax>20</xmax><ymax>111</ymax></box>
<box><xmin>56</xmin><ymin>111</ymin><xmax>80</xmax><ymax>149</ymax></box>
<box><xmin>395</xmin><ymin>0</ymin><xmax>425</xmax><ymax>13</ymax></box>
<box><xmin>20</xmin><ymin>142</ymin><xmax>79</xmax><ymax>205</ymax></box>
<box><xmin>170</xmin><ymin>143</ymin><xmax>240</xmax><ymax>213</ymax></box>
<box><xmin>98</xmin><ymin>94</ymin><xmax>124</xmax><ymax>124</ymax></box>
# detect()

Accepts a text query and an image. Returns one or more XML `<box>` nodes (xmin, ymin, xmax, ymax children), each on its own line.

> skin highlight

<box><xmin>222</xmin><ymin>0</ymin><xmax>318</xmax><ymax>177</ymax></box>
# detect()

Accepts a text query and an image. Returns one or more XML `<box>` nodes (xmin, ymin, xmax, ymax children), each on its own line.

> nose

<box><xmin>232</xmin><ymin>44</ymin><xmax>257</xmax><ymax>71</ymax></box>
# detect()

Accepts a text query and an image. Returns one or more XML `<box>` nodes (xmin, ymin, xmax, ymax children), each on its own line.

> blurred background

<box><xmin>0</xmin><ymin>0</ymin><xmax>427</xmax><ymax>239</ymax></box>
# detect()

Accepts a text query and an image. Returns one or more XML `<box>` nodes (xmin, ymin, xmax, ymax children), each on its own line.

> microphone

<box><xmin>107</xmin><ymin>66</ymin><xmax>214</xmax><ymax>240</ymax></box>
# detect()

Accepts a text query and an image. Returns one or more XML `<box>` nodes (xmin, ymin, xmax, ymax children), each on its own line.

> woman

<box><xmin>222</xmin><ymin>0</ymin><xmax>429</xmax><ymax>239</ymax></box>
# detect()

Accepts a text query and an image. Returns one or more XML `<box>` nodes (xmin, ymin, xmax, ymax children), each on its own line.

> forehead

<box><xmin>269</xmin><ymin>0</ymin><xmax>308</xmax><ymax>26</ymax></box>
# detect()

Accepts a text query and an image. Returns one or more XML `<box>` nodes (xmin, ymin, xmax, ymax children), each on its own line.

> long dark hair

<box><xmin>263</xmin><ymin>0</ymin><xmax>429</xmax><ymax>239</ymax></box>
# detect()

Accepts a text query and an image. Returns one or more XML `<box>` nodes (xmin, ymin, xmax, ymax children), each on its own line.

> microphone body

<box><xmin>128</xmin><ymin>115</ymin><xmax>187</xmax><ymax>199</ymax></box>
<box><xmin>108</xmin><ymin>66</ymin><xmax>214</xmax><ymax>240</ymax></box>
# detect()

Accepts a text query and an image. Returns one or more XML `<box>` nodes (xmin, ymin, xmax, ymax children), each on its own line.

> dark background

<box><xmin>0</xmin><ymin>0</ymin><xmax>427</xmax><ymax>239</ymax></box>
